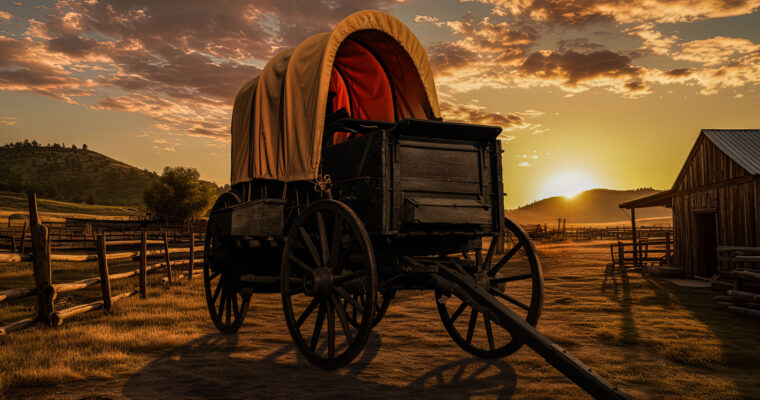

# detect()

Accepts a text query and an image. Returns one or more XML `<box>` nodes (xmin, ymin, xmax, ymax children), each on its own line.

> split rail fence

<box><xmin>713</xmin><ymin>246</ymin><xmax>760</xmax><ymax>319</ymax></box>
<box><xmin>0</xmin><ymin>193</ymin><xmax>205</xmax><ymax>335</ymax></box>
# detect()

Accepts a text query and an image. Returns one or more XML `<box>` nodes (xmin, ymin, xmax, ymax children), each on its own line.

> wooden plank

<box><xmin>53</xmin><ymin>277</ymin><xmax>100</xmax><ymax>293</ymax></box>
<box><xmin>163</xmin><ymin>233</ymin><xmax>172</xmax><ymax>285</ymax></box>
<box><xmin>139</xmin><ymin>231</ymin><xmax>147</xmax><ymax>298</ymax></box>
<box><xmin>0</xmin><ymin>286</ymin><xmax>37</xmax><ymax>303</ymax></box>
<box><xmin>188</xmin><ymin>232</ymin><xmax>195</xmax><ymax>280</ymax></box>
<box><xmin>727</xmin><ymin>305</ymin><xmax>760</xmax><ymax>319</ymax></box>
<box><xmin>734</xmin><ymin>270</ymin><xmax>760</xmax><ymax>282</ymax></box>
<box><xmin>727</xmin><ymin>290</ymin><xmax>760</xmax><ymax>303</ymax></box>
<box><xmin>0</xmin><ymin>317</ymin><xmax>35</xmax><ymax>335</ymax></box>
<box><xmin>50</xmin><ymin>290</ymin><xmax>138</xmax><ymax>327</ymax></box>
<box><xmin>97</xmin><ymin>235</ymin><xmax>112</xmax><ymax>312</ymax></box>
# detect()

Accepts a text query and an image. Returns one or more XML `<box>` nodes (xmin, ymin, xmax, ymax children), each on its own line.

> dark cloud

<box><xmin>440</xmin><ymin>100</ymin><xmax>525</xmax><ymax>129</ymax></box>
<box><xmin>521</xmin><ymin>49</ymin><xmax>643</xmax><ymax>86</ymax></box>
<box><xmin>664</xmin><ymin>68</ymin><xmax>695</xmax><ymax>77</ymax></box>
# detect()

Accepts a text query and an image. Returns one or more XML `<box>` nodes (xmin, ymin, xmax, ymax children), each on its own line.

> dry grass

<box><xmin>1</xmin><ymin>241</ymin><xmax>759</xmax><ymax>399</ymax></box>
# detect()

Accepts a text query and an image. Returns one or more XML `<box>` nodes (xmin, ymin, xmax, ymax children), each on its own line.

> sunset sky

<box><xmin>1</xmin><ymin>0</ymin><xmax>759</xmax><ymax>208</ymax></box>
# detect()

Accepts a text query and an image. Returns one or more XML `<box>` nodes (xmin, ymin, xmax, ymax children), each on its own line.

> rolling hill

<box><xmin>506</xmin><ymin>188</ymin><xmax>672</xmax><ymax>225</ymax></box>
<box><xmin>0</xmin><ymin>143</ymin><xmax>159</xmax><ymax>207</ymax></box>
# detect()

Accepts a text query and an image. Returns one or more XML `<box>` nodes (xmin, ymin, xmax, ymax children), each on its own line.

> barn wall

<box><xmin>672</xmin><ymin>137</ymin><xmax>758</xmax><ymax>277</ymax></box>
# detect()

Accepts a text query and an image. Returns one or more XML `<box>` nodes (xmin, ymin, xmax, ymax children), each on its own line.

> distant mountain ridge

<box><xmin>506</xmin><ymin>188</ymin><xmax>672</xmax><ymax>224</ymax></box>
<box><xmin>0</xmin><ymin>143</ymin><xmax>160</xmax><ymax>207</ymax></box>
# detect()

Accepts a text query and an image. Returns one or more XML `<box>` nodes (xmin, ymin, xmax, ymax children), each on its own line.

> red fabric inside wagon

<box><xmin>329</xmin><ymin>39</ymin><xmax>394</xmax><ymax>144</ymax></box>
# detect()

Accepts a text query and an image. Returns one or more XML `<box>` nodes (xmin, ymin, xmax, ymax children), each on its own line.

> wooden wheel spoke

<box><xmin>208</xmin><ymin>271</ymin><xmax>220</xmax><ymax>281</ymax></box>
<box><xmin>232</xmin><ymin>292</ymin><xmax>239</xmax><ymax>317</ymax></box>
<box><xmin>484</xmin><ymin>317</ymin><xmax>495</xmax><ymax>351</ymax></box>
<box><xmin>334</xmin><ymin>286</ymin><xmax>364</xmax><ymax>314</ymax></box>
<box><xmin>327</xmin><ymin>214</ymin><xmax>343</xmax><ymax>269</ymax></box>
<box><xmin>217</xmin><ymin>287</ymin><xmax>226</xmax><ymax>322</ymax></box>
<box><xmin>289</xmin><ymin>254</ymin><xmax>314</xmax><ymax>271</ymax></box>
<box><xmin>299</xmin><ymin>227</ymin><xmax>322</xmax><ymax>268</ymax></box>
<box><xmin>466</xmin><ymin>310</ymin><xmax>478</xmax><ymax>344</ymax></box>
<box><xmin>450</xmin><ymin>301</ymin><xmax>468</xmax><ymax>323</ymax></box>
<box><xmin>490</xmin><ymin>288</ymin><xmax>530</xmax><ymax>310</ymax></box>
<box><xmin>334</xmin><ymin>269</ymin><xmax>367</xmax><ymax>285</ymax></box>
<box><xmin>492</xmin><ymin>273</ymin><xmax>533</xmax><ymax>284</ymax></box>
<box><xmin>317</xmin><ymin>211</ymin><xmax>329</xmax><ymax>267</ymax></box>
<box><xmin>296</xmin><ymin>297</ymin><xmax>320</xmax><ymax>329</ymax></box>
<box><xmin>212</xmin><ymin>276</ymin><xmax>224</xmax><ymax>303</ymax></box>
<box><xmin>309</xmin><ymin>302</ymin><xmax>326</xmax><ymax>351</ymax></box>
<box><xmin>488</xmin><ymin>242</ymin><xmax>523</xmax><ymax>276</ymax></box>
<box><xmin>483</xmin><ymin>236</ymin><xmax>497</xmax><ymax>271</ymax></box>
<box><xmin>332</xmin><ymin>295</ymin><xmax>354</xmax><ymax>344</ymax></box>
<box><xmin>327</xmin><ymin>299</ymin><xmax>335</xmax><ymax>358</ymax></box>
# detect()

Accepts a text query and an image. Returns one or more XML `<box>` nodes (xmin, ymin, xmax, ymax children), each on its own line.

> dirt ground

<box><xmin>3</xmin><ymin>240</ymin><xmax>760</xmax><ymax>400</ymax></box>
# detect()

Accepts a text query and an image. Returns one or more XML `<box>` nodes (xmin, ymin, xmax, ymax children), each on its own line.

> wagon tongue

<box><xmin>430</xmin><ymin>264</ymin><xmax>634</xmax><ymax>400</ymax></box>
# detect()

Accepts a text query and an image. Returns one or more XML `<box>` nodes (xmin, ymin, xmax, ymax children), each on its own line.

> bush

<box><xmin>143</xmin><ymin>166</ymin><xmax>216</xmax><ymax>222</ymax></box>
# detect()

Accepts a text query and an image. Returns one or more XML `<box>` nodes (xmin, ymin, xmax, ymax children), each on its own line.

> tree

<box><xmin>143</xmin><ymin>166</ymin><xmax>216</xmax><ymax>222</ymax></box>
<box><xmin>82</xmin><ymin>144</ymin><xmax>88</xmax><ymax>151</ymax></box>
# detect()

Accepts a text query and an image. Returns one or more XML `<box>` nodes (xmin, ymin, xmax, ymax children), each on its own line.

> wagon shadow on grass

<box><xmin>122</xmin><ymin>330</ymin><xmax>517</xmax><ymax>400</ymax></box>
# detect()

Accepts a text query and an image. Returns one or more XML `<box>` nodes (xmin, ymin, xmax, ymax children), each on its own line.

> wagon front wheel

<box><xmin>204</xmin><ymin>192</ymin><xmax>251</xmax><ymax>334</ymax></box>
<box><xmin>281</xmin><ymin>200</ymin><xmax>378</xmax><ymax>370</ymax></box>
<box><xmin>436</xmin><ymin>216</ymin><xmax>543</xmax><ymax>358</ymax></box>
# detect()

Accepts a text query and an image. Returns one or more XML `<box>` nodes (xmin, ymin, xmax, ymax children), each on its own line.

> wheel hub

<box><xmin>304</xmin><ymin>267</ymin><xmax>334</xmax><ymax>297</ymax></box>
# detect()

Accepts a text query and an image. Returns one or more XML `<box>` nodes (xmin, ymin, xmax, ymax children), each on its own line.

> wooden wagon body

<box><xmin>201</xmin><ymin>11</ymin><xmax>631</xmax><ymax>399</ymax></box>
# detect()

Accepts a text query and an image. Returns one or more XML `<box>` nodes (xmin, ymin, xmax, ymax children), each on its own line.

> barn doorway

<box><xmin>694</xmin><ymin>211</ymin><xmax>718</xmax><ymax>278</ymax></box>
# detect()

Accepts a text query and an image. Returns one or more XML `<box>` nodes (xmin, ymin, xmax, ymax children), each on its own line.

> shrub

<box><xmin>143</xmin><ymin>166</ymin><xmax>216</xmax><ymax>222</ymax></box>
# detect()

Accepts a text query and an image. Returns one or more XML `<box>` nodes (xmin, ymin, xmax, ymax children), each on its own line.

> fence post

<box><xmin>97</xmin><ymin>235</ymin><xmax>112</xmax><ymax>312</ymax></box>
<box><xmin>28</xmin><ymin>192</ymin><xmax>55</xmax><ymax>325</ymax></box>
<box><xmin>163</xmin><ymin>232</ymin><xmax>172</xmax><ymax>285</ymax></box>
<box><xmin>618</xmin><ymin>241</ymin><xmax>624</xmax><ymax>269</ymax></box>
<box><xmin>188</xmin><ymin>232</ymin><xmax>195</xmax><ymax>280</ymax></box>
<box><xmin>139</xmin><ymin>231</ymin><xmax>147</xmax><ymax>298</ymax></box>
<box><xmin>665</xmin><ymin>231</ymin><xmax>671</xmax><ymax>265</ymax></box>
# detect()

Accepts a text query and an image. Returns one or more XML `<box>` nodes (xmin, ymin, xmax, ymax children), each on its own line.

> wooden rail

<box><xmin>608</xmin><ymin>233</ymin><xmax>673</xmax><ymax>269</ymax></box>
<box><xmin>0</xmin><ymin>192</ymin><xmax>205</xmax><ymax>335</ymax></box>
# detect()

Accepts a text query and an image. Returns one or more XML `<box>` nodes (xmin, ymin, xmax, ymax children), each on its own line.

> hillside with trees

<box><xmin>0</xmin><ymin>140</ymin><xmax>161</xmax><ymax>207</ymax></box>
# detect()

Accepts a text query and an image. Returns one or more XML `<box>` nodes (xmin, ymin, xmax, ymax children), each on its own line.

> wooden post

<box><xmin>29</xmin><ymin>192</ymin><xmax>55</xmax><ymax>325</ymax></box>
<box><xmin>618</xmin><ymin>241</ymin><xmax>624</xmax><ymax>268</ymax></box>
<box><xmin>96</xmin><ymin>235</ymin><xmax>112</xmax><ymax>312</ymax></box>
<box><xmin>10</xmin><ymin>235</ymin><xmax>16</xmax><ymax>253</ymax></box>
<box><xmin>188</xmin><ymin>232</ymin><xmax>195</xmax><ymax>280</ymax></box>
<box><xmin>665</xmin><ymin>231</ymin><xmax>672</xmax><ymax>265</ymax></box>
<box><xmin>139</xmin><ymin>231</ymin><xmax>147</xmax><ymax>298</ymax></box>
<box><xmin>630</xmin><ymin>208</ymin><xmax>638</xmax><ymax>266</ymax></box>
<box><xmin>163</xmin><ymin>232</ymin><xmax>172</xmax><ymax>285</ymax></box>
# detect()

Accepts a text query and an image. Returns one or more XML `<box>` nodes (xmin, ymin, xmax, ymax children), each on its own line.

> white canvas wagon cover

<box><xmin>230</xmin><ymin>10</ymin><xmax>441</xmax><ymax>184</ymax></box>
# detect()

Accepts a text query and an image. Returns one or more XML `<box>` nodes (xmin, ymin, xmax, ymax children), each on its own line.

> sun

<box><xmin>539</xmin><ymin>170</ymin><xmax>599</xmax><ymax>199</ymax></box>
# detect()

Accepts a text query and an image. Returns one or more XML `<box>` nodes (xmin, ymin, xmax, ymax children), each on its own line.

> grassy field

<box><xmin>1</xmin><ymin>241</ymin><xmax>759</xmax><ymax>399</ymax></box>
<box><xmin>0</xmin><ymin>191</ymin><xmax>141</xmax><ymax>223</ymax></box>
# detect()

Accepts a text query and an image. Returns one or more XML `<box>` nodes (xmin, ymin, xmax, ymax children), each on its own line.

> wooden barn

<box><xmin>620</xmin><ymin>129</ymin><xmax>760</xmax><ymax>278</ymax></box>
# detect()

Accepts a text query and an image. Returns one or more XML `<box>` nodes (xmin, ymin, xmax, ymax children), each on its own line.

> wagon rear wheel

<box><xmin>281</xmin><ymin>200</ymin><xmax>378</xmax><ymax>370</ymax></box>
<box><xmin>436</xmin><ymin>216</ymin><xmax>543</xmax><ymax>358</ymax></box>
<box><xmin>204</xmin><ymin>192</ymin><xmax>251</xmax><ymax>334</ymax></box>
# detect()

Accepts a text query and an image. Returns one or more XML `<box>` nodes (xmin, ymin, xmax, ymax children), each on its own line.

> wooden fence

<box><xmin>713</xmin><ymin>246</ymin><xmax>760</xmax><ymax>319</ymax></box>
<box><xmin>0</xmin><ymin>193</ymin><xmax>204</xmax><ymax>335</ymax></box>
<box><xmin>608</xmin><ymin>233</ymin><xmax>673</xmax><ymax>269</ymax></box>
<box><xmin>522</xmin><ymin>222</ymin><xmax>672</xmax><ymax>242</ymax></box>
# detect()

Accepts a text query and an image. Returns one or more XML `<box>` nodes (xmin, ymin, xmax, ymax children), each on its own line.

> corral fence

<box><xmin>521</xmin><ymin>220</ymin><xmax>672</xmax><ymax>243</ymax></box>
<box><xmin>608</xmin><ymin>233</ymin><xmax>673</xmax><ymax>269</ymax></box>
<box><xmin>0</xmin><ymin>193</ymin><xmax>206</xmax><ymax>335</ymax></box>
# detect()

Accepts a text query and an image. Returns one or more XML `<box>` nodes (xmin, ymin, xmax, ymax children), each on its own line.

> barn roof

<box><xmin>702</xmin><ymin>129</ymin><xmax>760</xmax><ymax>175</ymax></box>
